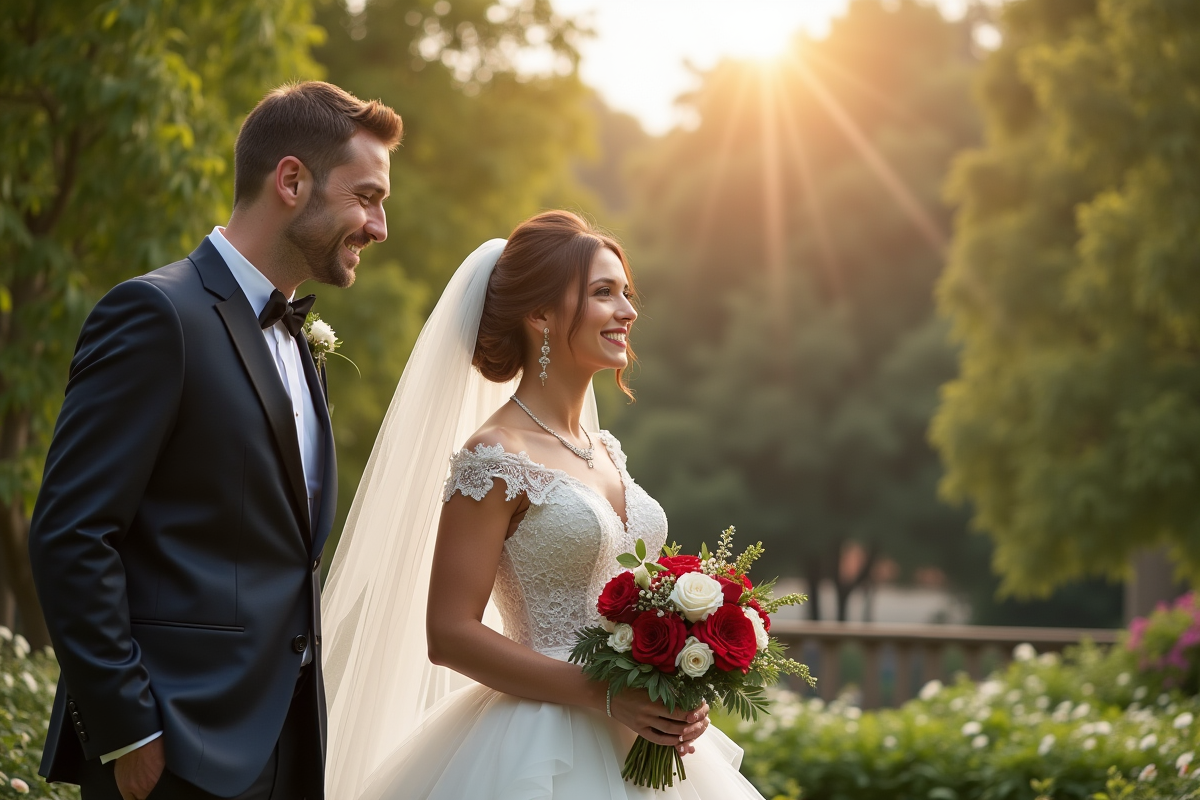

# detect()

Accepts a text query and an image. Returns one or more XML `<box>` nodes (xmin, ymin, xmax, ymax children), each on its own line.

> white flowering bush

<box><xmin>0</xmin><ymin>628</ymin><xmax>78</xmax><ymax>799</ymax></box>
<box><xmin>722</xmin><ymin>642</ymin><xmax>1200</xmax><ymax>800</ymax></box>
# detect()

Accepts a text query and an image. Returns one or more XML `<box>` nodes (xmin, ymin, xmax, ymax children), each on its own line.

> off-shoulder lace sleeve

<box><xmin>443</xmin><ymin>444</ymin><xmax>566</xmax><ymax>504</ymax></box>
<box><xmin>597</xmin><ymin>430</ymin><xmax>629</xmax><ymax>474</ymax></box>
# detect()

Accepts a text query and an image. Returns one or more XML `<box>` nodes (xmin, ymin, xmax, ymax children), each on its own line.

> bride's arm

<box><xmin>426</xmin><ymin>483</ymin><xmax>709</xmax><ymax>754</ymax></box>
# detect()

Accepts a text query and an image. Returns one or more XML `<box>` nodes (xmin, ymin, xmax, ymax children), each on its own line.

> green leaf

<box><xmin>700</xmin><ymin>542</ymin><xmax>711</xmax><ymax>561</ymax></box>
<box><xmin>635</xmin><ymin>538</ymin><xmax>647</xmax><ymax>561</ymax></box>
<box><xmin>644</xmin><ymin>562</ymin><xmax>666</xmax><ymax>574</ymax></box>
<box><xmin>616</xmin><ymin>553</ymin><xmax>641</xmax><ymax>569</ymax></box>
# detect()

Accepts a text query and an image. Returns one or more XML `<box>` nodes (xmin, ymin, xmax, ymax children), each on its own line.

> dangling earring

<box><xmin>539</xmin><ymin>328</ymin><xmax>550</xmax><ymax>386</ymax></box>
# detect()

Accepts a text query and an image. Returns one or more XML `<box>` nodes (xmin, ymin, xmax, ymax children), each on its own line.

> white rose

<box><xmin>675</xmin><ymin>636</ymin><xmax>714</xmax><ymax>678</ymax></box>
<box><xmin>309</xmin><ymin>319</ymin><xmax>337</xmax><ymax>348</ymax></box>
<box><xmin>608</xmin><ymin>623</ymin><xmax>634</xmax><ymax>653</ymax></box>
<box><xmin>632</xmin><ymin>564</ymin><xmax>652</xmax><ymax>590</ymax></box>
<box><xmin>668</xmin><ymin>572</ymin><xmax>724</xmax><ymax>622</ymax></box>
<box><xmin>742</xmin><ymin>606</ymin><xmax>769</xmax><ymax>651</ymax></box>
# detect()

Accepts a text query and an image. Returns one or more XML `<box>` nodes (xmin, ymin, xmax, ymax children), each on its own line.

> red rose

<box><xmin>717</xmin><ymin>575</ymin><xmax>745</xmax><ymax>606</ymax></box>
<box><xmin>748</xmin><ymin>599</ymin><xmax>771</xmax><ymax>632</ymax></box>
<box><xmin>727</xmin><ymin>567</ymin><xmax>753</xmax><ymax>591</ymax></box>
<box><xmin>597</xmin><ymin>571</ymin><xmax>640</xmax><ymax>624</ymax></box>
<box><xmin>657</xmin><ymin>554</ymin><xmax>702</xmax><ymax>578</ymax></box>
<box><xmin>631</xmin><ymin>610</ymin><xmax>688</xmax><ymax>673</ymax></box>
<box><xmin>692</xmin><ymin>603</ymin><xmax>757</xmax><ymax>672</ymax></box>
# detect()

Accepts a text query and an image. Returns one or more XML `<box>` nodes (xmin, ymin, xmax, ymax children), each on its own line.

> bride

<box><xmin>320</xmin><ymin>211</ymin><xmax>765</xmax><ymax>799</ymax></box>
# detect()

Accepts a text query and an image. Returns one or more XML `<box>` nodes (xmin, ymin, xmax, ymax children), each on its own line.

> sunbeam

<box><xmin>758</xmin><ymin>68</ymin><xmax>787</xmax><ymax>308</ymax></box>
<box><xmin>784</xmin><ymin>55</ymin><xmax>949</xmax><ymax>257</ymax></box>
<box><xmin>775</xmin><ymin>75</ymin><xmax>844</xmax><ymax>300</ymax></box>
<box><xmin>695</xmin><ymin>69</ymin><xmax>753</xmax><ymax>246</ymax></box>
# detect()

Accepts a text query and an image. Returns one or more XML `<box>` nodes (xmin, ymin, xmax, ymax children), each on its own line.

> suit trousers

<box><xmin>77</xmin><ymin>667</ymin><xmax>318</xmax><ymax>800</ymax></box>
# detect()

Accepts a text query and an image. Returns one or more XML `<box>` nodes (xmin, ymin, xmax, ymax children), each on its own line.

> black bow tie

<box><xmin>258</xmin><ymin>290</ymin><xmax>316</xmax><ymax>337</ymax></box>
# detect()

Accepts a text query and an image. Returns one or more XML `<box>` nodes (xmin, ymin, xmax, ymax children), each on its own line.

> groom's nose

<box><xmin>365</xmin><ymin>204</ymin><xmax>387</xmax><ymax>244</ymax></box>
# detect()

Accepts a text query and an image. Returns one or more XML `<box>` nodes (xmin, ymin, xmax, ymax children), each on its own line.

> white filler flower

<box><xmin>918</xmin><ymin>680</ymin><xmax>943</xmax><ymax>701</ymax></box>
<box><xmin>308</xmin><ymin>319</ymin><xmax>337</xmax><ymax>348</ymax></box>
<box><xmin>1012</xmin><ymin>642</ymin><xmax>1036</xmax><ymax>662</ymax></box>
<box><xmin>675</xmin><ymin>636</ymin><xmax>715</xmax><ymax>678</ymax></box>
<box><xmin>1139</xmin><ymin>764</ymin><xmax>1158</xmax><ymax>782</ymax></box>
<box><xmin>608</xmin><ymin>623</ymin><xmax>634</xmax><ymax>653</ymax></box>
<box><xmin>1175</xmin><ymin>712</ymin><xmax>1195</xmax><ymax>729</ymax></box>
<box><xmin>668</xmin><ymin>572</ymin><xmax>724</xmax><ymax>622</ymax></box>
<box><xmin>742</xmin><ymin>606</ymin><xmax>769</xmax><ymax>651</ymax></box>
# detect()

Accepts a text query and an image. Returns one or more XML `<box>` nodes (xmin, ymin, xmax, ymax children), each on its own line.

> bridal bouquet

<box><xmin>570</xmin><ymin>527</ymin><xmax>815</xmax><ymax>790</ymax></box>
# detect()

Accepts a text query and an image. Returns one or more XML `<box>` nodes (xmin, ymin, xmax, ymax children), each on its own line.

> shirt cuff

<box><xmin>100</xmin><ymin>731</ymin><xmax>163</xmax><ymax>764</ymax></box>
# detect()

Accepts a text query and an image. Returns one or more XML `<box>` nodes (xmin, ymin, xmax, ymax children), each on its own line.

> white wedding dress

<box><xmin>353</xmin><ymin>433</ymin><xmax>765</xmax><ymax>799</ymax></box>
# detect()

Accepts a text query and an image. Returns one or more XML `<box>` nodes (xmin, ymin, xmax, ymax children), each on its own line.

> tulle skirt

<box><xmin>356</xmin><ymin>683</ymin><xmax>765</xmax><ymax>800</ymax></box>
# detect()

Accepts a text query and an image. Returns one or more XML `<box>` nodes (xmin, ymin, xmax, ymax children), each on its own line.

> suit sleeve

<box><xmin>28</xmin><ymin>278</ymin><xmax>184</xmax><ymax>760</ymax></box>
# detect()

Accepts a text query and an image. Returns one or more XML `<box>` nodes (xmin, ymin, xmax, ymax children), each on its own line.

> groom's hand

<box><xmin>114</xmin><ymin>737</ymin><xmax>165</xmax><ymax>800</ymax></box>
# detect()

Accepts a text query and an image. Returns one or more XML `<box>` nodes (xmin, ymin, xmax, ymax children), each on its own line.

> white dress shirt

<box><xmin>101</xmin><ymin>227</ymin><xmax>324</xmax><ymax>763</ymax></box>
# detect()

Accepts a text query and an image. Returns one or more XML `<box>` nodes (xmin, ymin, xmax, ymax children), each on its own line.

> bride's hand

<box><xmin>609</xmin><ymin>690</ymin><xmax>710</xmax><ymax>756</ymax></box>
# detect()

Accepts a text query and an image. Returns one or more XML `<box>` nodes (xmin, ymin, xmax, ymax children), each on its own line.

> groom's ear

<box><xmin>274</xmin><ymin>156</ymin><xmax>311</xmax><ymax>209</ymax></box>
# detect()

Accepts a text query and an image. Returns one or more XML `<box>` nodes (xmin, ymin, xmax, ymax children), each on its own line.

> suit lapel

<box><xmin>192</xmin><ymin>240</ymin><xmax>311</xmax><ymax>533</ymax></box>
<box><xmin>297</xmin><ymin>334</ymin><xmax>337</xmax><ymax>557</ymax></box>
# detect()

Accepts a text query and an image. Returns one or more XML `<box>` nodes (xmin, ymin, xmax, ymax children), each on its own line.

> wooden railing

<box><xmin>770</xmin><ymin>620</ymin><xmax>1122</xmax><ymax>709</ymax></box>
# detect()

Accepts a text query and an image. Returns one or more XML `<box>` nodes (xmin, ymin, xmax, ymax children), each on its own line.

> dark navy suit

<box><xmin>28</xmin><ymin>238</ymin><xmax>336</xmax><ymax>797</ymax></box>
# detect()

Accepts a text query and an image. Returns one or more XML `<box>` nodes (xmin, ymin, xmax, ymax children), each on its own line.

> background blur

<box><xmin>7</xmin><ymin>0</ymin><xmax>1197</xmax><ymax>652</ymax></box>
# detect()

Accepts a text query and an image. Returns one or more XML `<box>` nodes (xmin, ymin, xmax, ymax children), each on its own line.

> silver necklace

<box><xmin>511</xmin><ymin>394</ymin><xmax>595</xmax><ymax>468</ymax></box>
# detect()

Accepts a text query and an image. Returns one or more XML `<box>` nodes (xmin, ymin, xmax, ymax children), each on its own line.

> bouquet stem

<box><xmin>621</xmin><ymin>735</ymin><xmax>687</xmax><ymax>790</ymax></box>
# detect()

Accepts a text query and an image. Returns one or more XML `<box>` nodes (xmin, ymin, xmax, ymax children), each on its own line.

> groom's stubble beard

<box><xmin>283</xmin><ymin>185</ymin><xmax>366</xmax><ymax>288</ymax></box>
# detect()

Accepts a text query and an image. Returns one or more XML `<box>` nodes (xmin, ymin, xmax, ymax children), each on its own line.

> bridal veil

<box><xmin>320</xmin><ymin>238</ymin><xmax>600</xmax><ymax>798</ymax></box>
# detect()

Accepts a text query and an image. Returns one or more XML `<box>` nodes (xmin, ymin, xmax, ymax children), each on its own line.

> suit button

<box><xmin>71</xmin><ymin>712</ymin><xmax>81</xmax><ymax>723</ymax></box>
<box><xmin>291</xmin><ymin>635</ymin><xmax>308</xmax><ymax>654</ymax></box>
<box><xmin>68</xmin><ymin>700</ymin><xmax>78</xmax><ymax>713</ymax></box>
<box><xmin>75</xmin><ymin>721</ymin><xmax>86</xmax><ymax>732</ymax></box>
<box><xmin>80</xmin><ymin>732</ymin><xmax>89</xmax><ymax>743</ymax></box>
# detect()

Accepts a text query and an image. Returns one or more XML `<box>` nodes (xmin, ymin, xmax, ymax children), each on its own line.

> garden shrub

<box><xmin>722</xmin><ymin>637</ymin><xmax>1200</xmax><ymax>800</ymax></box>
<box><xmin>0</xmin><ymin>627</ymin><xmax>76</xmax><ymax>798</ymax></box>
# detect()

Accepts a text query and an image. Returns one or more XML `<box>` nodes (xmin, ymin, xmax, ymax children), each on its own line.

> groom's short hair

<box><xmin>234</xmin><ymin>81</ymin><xmax>402</xmax><ymax>206</ymax></box>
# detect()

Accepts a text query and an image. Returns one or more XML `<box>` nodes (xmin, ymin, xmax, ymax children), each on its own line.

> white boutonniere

<box><xmin>303</xmin><ymin>312</ymin><xmax>359</xmax><ymax>375</ymax></box>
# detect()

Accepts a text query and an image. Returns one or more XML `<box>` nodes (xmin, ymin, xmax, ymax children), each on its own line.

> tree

<box><xmin>309</xmin><ymin>0</ymin><xmax>596</xmax><ymax>561</ymax></box>
<box><xmin>933</xmin><ymin>0</ymin><xmax>1200</xmax><ymax>597</ymax></box>
<box><xmin>604</xmin><ymin>0</ymin><xmax>982</xmax><ymax>620</ymax></box>
<box><xmin>0</xmin><ymin>0</ymin><xmax>321</xmax><ymax>645</ymax></box>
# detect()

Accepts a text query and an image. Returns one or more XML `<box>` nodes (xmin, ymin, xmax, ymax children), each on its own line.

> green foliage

<box><xmin>723</xmin><ymin>642</ymin><xmax>1200</xmax><ymax>800</ymax></box>
<box><xmin>608</xmin><ymin>0</ymin><xmax>982</xmax><ymax>620</ymax></box>
<box><xmin>933</xmin><ymin>0</ymin><xmax>1200</xmax><ymax>596</ymax></box>
<box><xmin>0</xmin><ymin>631</ymin><xmax>77</xmax><ymax>798</ymax></box>
<box><xmin>0</xmin><ymin>0</ymin><xmax>322</xmax><ymax>644</ymax></box>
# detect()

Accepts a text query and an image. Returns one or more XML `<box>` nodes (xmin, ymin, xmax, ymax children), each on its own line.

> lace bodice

<box><xmin>443</xmin><ymin>431</ymin><xmax>667</xmax><ymax>660</ymax></box>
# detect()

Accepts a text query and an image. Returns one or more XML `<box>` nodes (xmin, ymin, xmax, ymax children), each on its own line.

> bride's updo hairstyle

<box><xmin>474</xmin><ymin>210</ymin><xmax>638</xmax><ymax>398</ymax></box>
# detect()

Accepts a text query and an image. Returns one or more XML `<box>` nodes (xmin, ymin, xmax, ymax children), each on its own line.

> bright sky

<box><xmin>551</xmin><ymin>0</ymin><xmax>979</xmax><ymax>134</ymax></box>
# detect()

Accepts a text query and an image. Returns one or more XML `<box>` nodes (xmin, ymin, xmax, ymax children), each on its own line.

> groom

<box><xmin>28</xmin><ymin>81</ymin><xmax>401</xmax><ymax>799</ymax></box>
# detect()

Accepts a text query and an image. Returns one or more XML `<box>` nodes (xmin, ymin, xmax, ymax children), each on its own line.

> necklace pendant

<box><xmin>587</xmin><ymin>457</ymin><xmax>595</xmax><ymax>469</ymax></box>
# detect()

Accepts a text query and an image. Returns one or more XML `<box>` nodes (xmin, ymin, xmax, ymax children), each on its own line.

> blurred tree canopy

<box><xmin>0</xmin><ymin>0</ymin><xmax>322</xmax><ymax>648</ymax></box>
<box><xmin>604</xmin><ymin>0</ymin><xmax>982</xmax><ymax>621</ymax></box>
<box><xmin>933</xmin><ymin>0</ymin><xmax>1200</xmax><ymax>598</ymax></box>
<box><xmin>308</xmin><ymin>0</ymin><xmax>596</xmax><ymax>561</ymax></box>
